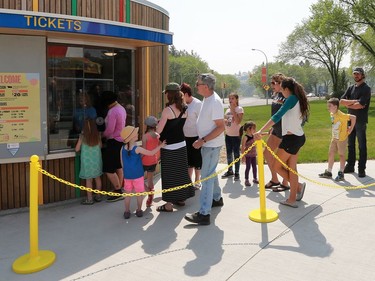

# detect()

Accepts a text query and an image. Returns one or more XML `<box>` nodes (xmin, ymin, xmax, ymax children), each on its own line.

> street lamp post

<box><xmin>251</xmin><ymin>48</ymin><xmax>269</xmax><ymax>105</ymax></box>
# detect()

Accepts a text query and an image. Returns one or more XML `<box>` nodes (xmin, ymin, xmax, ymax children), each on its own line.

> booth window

<box><xmin>47</xmin><ymin>44</ymin><xmax>136</xmax><ymax>152</ymax></box>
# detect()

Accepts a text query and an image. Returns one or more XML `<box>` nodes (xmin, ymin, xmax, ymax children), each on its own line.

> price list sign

<box><xmin>0</xmin><ymin>73</ymin><xmax>41</xmax><ymax>144</ymax></box>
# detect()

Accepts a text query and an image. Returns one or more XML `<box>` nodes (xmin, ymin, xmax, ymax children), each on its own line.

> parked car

<box><xmin>307</xmin><ymin>93</ymin><xmax>316</xmax><ymax>97</ymax></box>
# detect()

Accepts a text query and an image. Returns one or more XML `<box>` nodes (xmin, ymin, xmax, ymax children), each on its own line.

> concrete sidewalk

<box><xmin>1</xmin><ymin>161</ymin><xmax>375</xmax><ymax>281</ymax></box>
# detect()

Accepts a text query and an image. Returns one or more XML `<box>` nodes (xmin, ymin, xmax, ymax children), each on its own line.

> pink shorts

<box><xmin>123</xmin><ymin>176</ymin><xmax>145</xmax><ymax>193</ymax></box>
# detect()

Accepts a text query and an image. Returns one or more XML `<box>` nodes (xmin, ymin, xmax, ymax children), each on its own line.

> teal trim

<box><xmin>126</xmin><ymin>0</ymin><xmax>131</xmax><ymax>23</ymax></box>
<box><xmin>71</xmin><ymin>0</ymin><xmax>77</xmax><ymax>16</ymax></box>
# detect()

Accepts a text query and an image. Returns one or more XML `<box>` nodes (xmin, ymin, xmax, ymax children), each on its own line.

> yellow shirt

<box><xmin>331</xmin><ymin>110</ymin><xmax>350</xmax><ymax>141</ymax></box>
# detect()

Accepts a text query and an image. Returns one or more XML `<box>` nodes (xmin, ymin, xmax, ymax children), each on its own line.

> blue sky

<box><xmin>150</xmin><ymin>0</ymin><xmax>319</xmax><ymax>74</ymax></box>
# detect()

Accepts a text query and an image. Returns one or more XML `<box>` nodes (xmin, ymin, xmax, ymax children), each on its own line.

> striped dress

<box><xmin>159</xmin><ymin>108</ymin><xmax>195</xmax><ymax>202</ymax></box>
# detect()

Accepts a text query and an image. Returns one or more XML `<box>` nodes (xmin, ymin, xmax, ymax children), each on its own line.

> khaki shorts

<box><xmin>329</xmin><ymin>138</ymin><xmax>347</xmax><ymax>156</ymax></box>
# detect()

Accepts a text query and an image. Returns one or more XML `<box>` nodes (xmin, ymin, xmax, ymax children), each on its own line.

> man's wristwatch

<box><xmin>201</xmin><ymin>137</ymin><xmax>206</xmax><ymax>143</ymax></box>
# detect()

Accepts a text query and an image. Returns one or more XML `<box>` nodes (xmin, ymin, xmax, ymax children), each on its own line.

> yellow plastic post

<box><xmin>12</xmin><ymin>155</ymin><xmax>56</xmax><ymax>274</ymax></box>
<box><xmin>249</xmin><ymin>140</ymin><xmax>278</xmax><ymax>223</ymax></box>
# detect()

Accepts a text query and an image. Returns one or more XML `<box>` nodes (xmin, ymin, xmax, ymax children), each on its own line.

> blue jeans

<box><xmin>225</xmin><ymin>135</ymin><xmax>241</xmax><ymax>174</ymax></box>
<box><xmin>347</xmin><ymin>122</ymin><xmax>367</xmax><ymax>171</ymax></box>
<box><xmin>199</xmin><ymin>146</ymin><xmax>222</xmax><ymax>215</ymax></box>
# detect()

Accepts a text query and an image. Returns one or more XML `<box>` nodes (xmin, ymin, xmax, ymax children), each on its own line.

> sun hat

<box><xmin>144</xmin><ymin>115</ymin><xmax>158</xmax><ymax>127</ymax></box>
<box><xmin>120</xmin><ymin>126</ymin><xmax>139</xmax><ymax>143</ymax></box>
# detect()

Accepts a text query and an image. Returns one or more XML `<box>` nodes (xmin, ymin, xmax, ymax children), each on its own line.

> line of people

<box><xmin>75</xmin><ymin>66</ymin><xmax>371</xmax><ymax>223</ymax></box>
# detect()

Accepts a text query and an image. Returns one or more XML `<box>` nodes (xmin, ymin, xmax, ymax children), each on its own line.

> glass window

<box><xmin>47</xmin><ymin>44</ymin><xmax>136</xmax><ymax>152</ymax></box>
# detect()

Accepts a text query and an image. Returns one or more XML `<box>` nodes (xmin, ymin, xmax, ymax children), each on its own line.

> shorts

<box><xmin>102</xmin><ymin>139</ymin><xmax>123</xmax><ymax>173</ymax></box>
<box><xmin>143</xmin><ymin>164</ymin><xmax>157</xmax><ymax>172</ymax></box>
<box><xmin>271</xmin><ymin>123</ymin><xmax>282</xmax><ymax>139</ymax></box>
<box><xmin>185</xmin><ymin>136</ymin><xmax>202</xmax><ymax>169</ymax></box>
<box><xmin>279</xmin><ymin>134</ymin><xmax>306</xmax><ymax>155</ymax></box>
<box><xmin>123</xmin><ymin>176</ymin><xmax>145</xmax><ymax>193</ymax></box>
<box><xmin>329</xmin><ymin>138</ymin><xmax>347</xmax><ymax>156</ymax></box>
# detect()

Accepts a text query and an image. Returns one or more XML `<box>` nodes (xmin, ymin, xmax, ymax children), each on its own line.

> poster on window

<box><xmin>0</xmin><ymin>73</ymin><xmax>41</xmax><ymax>144</ymax></box>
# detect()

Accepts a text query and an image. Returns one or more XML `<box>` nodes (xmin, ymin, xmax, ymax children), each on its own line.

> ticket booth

<box><xmin>0</xmin><ymin>1</ymin><xmax>172</xmax><ymax>210</ymax></box>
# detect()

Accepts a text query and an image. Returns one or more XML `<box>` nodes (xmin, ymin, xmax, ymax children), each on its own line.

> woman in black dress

<box><xmin>156</xmin><ymin>82</ymin><xmax>195</xmax><ymax>212</ymax></box>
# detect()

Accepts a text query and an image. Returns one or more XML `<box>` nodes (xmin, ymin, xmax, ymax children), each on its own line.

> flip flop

<box><xmin>272</xmin><ymin>184</ymin><xmax>290</xmax><ymax>192</ymax></box>
<box><xmin>280</xmin><ymin>200</ymin><xmax>298</xmax><ymax>208</ymax></box>
<box><xmin>265</xmin><ymin>181</ymin><xmax>280</xmax><ymax>189</ymax></box>
<box><xmin>156</xmin><ymin>204</ymin><xmax>173</xmax><ymax>212</ymax></box>
<box><xmin>296</xmin><ymin>182</ymin><xmax>306</xmax><ymax>201</ymax></box>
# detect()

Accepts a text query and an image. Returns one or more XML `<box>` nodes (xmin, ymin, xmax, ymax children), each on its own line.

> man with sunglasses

<box><xmin>184</xmin><ymin>73</ymin><xmax>225</xmax><ymax>225</ymax></box>
<box><xmin>340</xmin><ymin>67</ymin><xmax>371</xmax><ymax>178</ymax></box>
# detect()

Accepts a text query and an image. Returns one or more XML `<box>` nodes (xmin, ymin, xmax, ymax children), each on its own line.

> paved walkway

<box><xmin>1</xmin><ymin>161</ymin><xmax>375</xmax><ymax>281</ymax></box>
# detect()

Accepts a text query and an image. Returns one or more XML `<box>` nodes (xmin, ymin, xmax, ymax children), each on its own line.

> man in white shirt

<box><xmin>184</xmin><ymin>73</ymin><xmax>225</xmax><ymax>225</ymax></box>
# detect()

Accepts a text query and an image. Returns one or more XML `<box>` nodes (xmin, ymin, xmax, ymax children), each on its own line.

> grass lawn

<box><xmin>242</xmin><ymin>97</ymin><xmax>375</xmax><ymax>163</ymax></box>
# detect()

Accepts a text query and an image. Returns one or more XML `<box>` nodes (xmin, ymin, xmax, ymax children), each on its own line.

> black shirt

<box><xmin>341</xmin><ymin>82</ymin><xmax>371</xmax><ymax>123</ymax></box>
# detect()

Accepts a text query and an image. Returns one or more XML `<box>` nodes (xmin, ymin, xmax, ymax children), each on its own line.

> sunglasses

<box><xmin>271</xmin><ymin>81</ymin><xmax>279</xmax><ymax>85</ymax></box>
<box><xmin>196</xmin><ymin>82</ymin><xmax>206</xmax><ymax>87</ymax></box>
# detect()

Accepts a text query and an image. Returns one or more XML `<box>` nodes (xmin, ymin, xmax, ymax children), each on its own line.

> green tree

<box><xmin>214</xmin><ymin>73</ymin><xmax>241</xmax><ymax>99</ymax></box>
<box><xmin>168</xmin><ymin>46</ymin><xmax>209</xmax><ymax>92</ymax></box>
<box><xmin>333</xmin><ymin>0</ymin><xmax>375</xmax><ymax>59</ymax></box>
<box><xmin>278</xmin><ymin>0</ymin><xmax>351</xmax><ymax>96</ymax></box>
<box><xmin>248</xmin><ymin>61</ymin><xmax>330</xmax><ymax>96</ymax></box>
<box><xmin>168</xmin><ymin>46</ymin><xmax>240</xmax><ymax>96</ymax></box>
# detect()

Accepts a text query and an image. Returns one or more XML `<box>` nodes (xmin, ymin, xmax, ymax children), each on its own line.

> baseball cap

<box><xmin>144</xmin><ymin>115</ymin><xmax>158</xmax><ymax>127</ymax></box>
<box><xmin>353</xmin><ymin>67</ymin><xmax>365</xmax><ymax>75</ymax></box>
<box><xmin>163</xmin><ymin>82</ymin><xmax>180</xmax><ymax>94</ymax></box>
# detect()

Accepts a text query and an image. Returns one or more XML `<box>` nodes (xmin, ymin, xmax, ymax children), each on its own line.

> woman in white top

<box><xmin>254</xmin><ymin>77</ymin><xmax>310</xmax><ymax>208</ymax></box>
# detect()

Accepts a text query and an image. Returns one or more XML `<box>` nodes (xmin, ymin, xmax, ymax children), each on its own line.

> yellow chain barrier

<box><xmin>37</xmin><ymin>142</ymin><xmax>256</xmax><ymax>197</ymax></box>
<box><xmin>261</xmin><ymin>139</ymin><xmax>375</xmax><ymax>190</ymax></box>
<box><xmin>37</xmin><ymin>139</ymin><xmax>373</xmax><ymax>197</ymax></box>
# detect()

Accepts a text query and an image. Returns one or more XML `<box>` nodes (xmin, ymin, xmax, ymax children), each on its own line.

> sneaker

<box><xmin>221</xmin><ymin>171</ymin><xmax>234</xmax><ymax>178</ymax></box>
<box><xmin>343</xmin><ymin>165</ymin><xmax>354</xmax><ymax>173</ymax></box>
<box><xmin>245</xmin><ymin>180</ymin><xmax>251</xmax><ymax>187</ymax></box>
<box><xmin>253</xmin><ymin>179</ymin><xmax>259</xmax><ymax>184</ymax></box>
<box><xmin>335</xmin><ymin>171</ymin><xmax>344</xmax><ymax>182</ymax></box>
<box><xmin>184</xmin><ymin>212</ymin><xmax>210</xmax><ymax>225</ymax></box>
<box><xmin>234</xmin><ymin>173</ymin><xmax>240</xmax><ymax>181</ymax></box>
<box><xmin>106</xmin><ymin>189</ymin><xmax>124</xmax><ymax>202</ymax></box>
<box><xmin>135</xmin><ymin>209</ymin><xmax>143</xmax><ymax>217</ymax></box>
<box><xmin>123</xmin><ymin>211</ymin><xmax>131</xmax><ymax>219</ymax></box>
<box><xmin>318</xmin><ymin>170</ymin><xmax>332</xmax><ymax>178</ymax></box>
<box><xmin>194</xmin><ymin>183</ymin><xmax>202</xmax><ymax>189</ymax></box>
<box><xmin>358</xmin><ymin>169</ymin><xmax>366</xmax><ymax>178</ymax></box>
<box><xmin>212</xmin><ymin>197</ymin><xmax>224</xmax><ymax>207</ymax></box>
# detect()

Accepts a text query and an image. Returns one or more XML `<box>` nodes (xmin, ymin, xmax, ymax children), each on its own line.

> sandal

<box><xmin>81</xmin><ymin>198</ymin><xmax>94</xmax><ymax>205</ymax></box>
<box><xmin>280</xmin><ymin>200</ymin><xmax>298</xmax><ymax>208</ymax></box>
<box><xmin>296</xmin><ymin>182</ymin><xmax>306</xmax><ymax>201</ymax></box>
<box><xmin>272</xmin><ymin>184</ymin><xmax>290</xmax><ymax>192</ymax></box>
<box><xmin>173</xmin><ymin>201</ymin><xmax>185</xmax><ymax>207</ymax></box>
<box><xmin>156</xmin><ymin>204</ymin><xmax>173</xmax><ymax>212</ymax></box>
<box><xmin>265</xmin><ymin>181</ymin><xmax>280</xmax><ymax>189</ymax></box>
<box><xmin>94</xmin><ymin>194</ymin><xmax>102</xmax><ymax>202</ymax></box>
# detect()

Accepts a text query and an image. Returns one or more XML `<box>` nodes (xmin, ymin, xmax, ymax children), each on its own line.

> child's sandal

<box><xmin>81</xmin><ymin>198</ymin><xmax>94</xmax><ymax>205</ymax></box>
